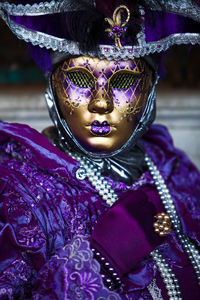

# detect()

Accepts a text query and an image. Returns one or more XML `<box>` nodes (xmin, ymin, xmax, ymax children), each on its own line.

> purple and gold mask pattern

<box><xmin>53</xmin><ymin>56</ymin><xmax>151</xmax><ymax>122</ymax></box>
<box><xmin>53</xmin><ymin>56</ymin><xmax>152</xmax><ymax>153</ymax></box>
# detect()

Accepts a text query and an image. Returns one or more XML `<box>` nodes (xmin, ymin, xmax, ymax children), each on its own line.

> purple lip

<box><xmin>90</xmin><ymin>120</ymin><xmax>110</xmax><ymax>135</ymax></box>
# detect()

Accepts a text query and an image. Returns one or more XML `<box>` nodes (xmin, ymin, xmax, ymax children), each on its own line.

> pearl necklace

<box><xmin>68</xmin><ymin>150</ymin><xmax>200</xmax><ymax>297</ymax></box>
<box><xmin>151</xmin><ymin>249</ymin><xmax>181</xmax><ymax>300</ymax></box>
<box><xmin>145</xmin><ymin>155</ymin><xmax>200</xmax><ymax>287</ymax></box>
<box><xmin>67</xmin><ymin>150</ymin><xmax>118</xmax><ymax>206</ymax></box>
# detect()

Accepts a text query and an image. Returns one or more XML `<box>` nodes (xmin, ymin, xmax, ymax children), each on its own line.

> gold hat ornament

<box><xmin>105</xmin><ymin>5</ymin><xmax>130</xmax><ymax>51</ymax></box>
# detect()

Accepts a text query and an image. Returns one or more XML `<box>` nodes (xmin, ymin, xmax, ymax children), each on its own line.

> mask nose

<box><xmin>88</xmin><ymin>79</ymin><xmax>114</xmax><ymax>114</ymax></box>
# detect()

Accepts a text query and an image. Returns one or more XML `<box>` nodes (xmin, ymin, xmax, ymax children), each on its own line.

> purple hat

<box><xmin>0</xmin><ymin>0</ymin><xmax>200</xmax><ymax>72</ymax></box>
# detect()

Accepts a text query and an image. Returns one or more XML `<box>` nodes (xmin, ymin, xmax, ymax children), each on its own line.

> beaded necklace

<box><xmin>67</xmin><ymin>150</ymin><xmax>200</xmax><ymax>298</ymax></box>
<box><xmin>145</xmin><ymin>156</ymin><xmax>200</xmax><ymax>284</ymax></box>
<box><xmin>67</xmin><ymin>150</ymin><xmax>118</xmax><ymax>206</ymax></box>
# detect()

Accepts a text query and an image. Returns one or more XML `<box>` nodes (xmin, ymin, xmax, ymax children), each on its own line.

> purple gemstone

<box><xmin>113</xmin><ymin>26</ymin><xmax>120</xmax><ymax>33</ymax></box>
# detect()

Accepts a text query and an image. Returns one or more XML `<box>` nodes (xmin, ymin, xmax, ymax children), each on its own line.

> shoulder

<box><xmin>143</xmin><ymin>123</ymin><xmax>199</xmax><ymax>177</ymax></box>
<box><xmin>0</xmin><ymin>121</ymin><xmax>80</xmax><ymax>181</ymax></box>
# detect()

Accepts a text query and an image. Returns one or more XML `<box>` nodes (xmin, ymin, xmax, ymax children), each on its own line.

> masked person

<box><xmin>0</xmin><ymin>1</ymin><xmax>200</xmax><ymax>299</ymax></box>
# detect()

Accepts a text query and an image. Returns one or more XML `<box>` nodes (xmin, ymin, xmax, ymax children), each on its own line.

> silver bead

<box><xmin>76</xmin><ymin>167</ymin><xmax>87</xmax><ymax>180</ymax></box>
<box><xmin>116</xmin><ymin>277</ymin><xmax>121</xmax><ymax>281</ymax></box>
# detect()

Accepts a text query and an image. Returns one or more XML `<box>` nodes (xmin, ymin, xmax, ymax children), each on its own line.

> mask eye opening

<box><xmin>110</xmin><ymin>71</ymin><xmax>139</xmax><ymax>90</ymax></box>
<box><xmin>67</xmin><ymin>70</ymin><xmax>94</xmax><ymax>88</ymax></box>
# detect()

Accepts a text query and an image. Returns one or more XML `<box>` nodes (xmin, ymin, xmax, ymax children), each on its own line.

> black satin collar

<box><xmin>91</xmin><ymin>142</ymin><xmax>146</xmax><ymax>185</ymax></box>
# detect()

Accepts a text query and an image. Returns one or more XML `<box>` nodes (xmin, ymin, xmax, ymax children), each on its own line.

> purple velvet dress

<box><xmin>0</xmin><ymin>121</ymin><xmax>199</xmax><ymax>299</ymax></box>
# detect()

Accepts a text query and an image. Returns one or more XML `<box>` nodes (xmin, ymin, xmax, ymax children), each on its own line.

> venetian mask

<box><xmin>52</xmin><ymin>56</ymin><xmax>152</xmax><ymax>154</ymax></box>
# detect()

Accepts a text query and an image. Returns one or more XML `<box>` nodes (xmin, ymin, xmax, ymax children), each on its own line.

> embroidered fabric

<box><xmin>0</xmin><ymin>256</ymin><xmax>35</xmax><ymax>299</ymax></box>
<box><xmin>147</xmin><ymin>279</ymin><xmax>164</xmax><ymax>300</ymax></box>
<box><xmin>32</xmin><ymin>235</ymin><xmax>121</xmax><ymax>299</ymax></box>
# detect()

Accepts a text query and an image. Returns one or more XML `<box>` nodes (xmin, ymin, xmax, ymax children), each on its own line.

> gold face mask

<box><xmin>53</xmin><ymin>56</ymin><xmax>152</xmax><ymax>154</ymax></box>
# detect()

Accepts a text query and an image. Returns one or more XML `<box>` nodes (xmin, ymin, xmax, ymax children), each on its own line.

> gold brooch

<box><xmin>105</xmin><ymin>5</ymin><xmax>130</xmax><ymax>51</ymax></box>
<box><xmin>153</xmin><ymin>212</ymin><xmax>171</xmax><ymax>236</ymax></box>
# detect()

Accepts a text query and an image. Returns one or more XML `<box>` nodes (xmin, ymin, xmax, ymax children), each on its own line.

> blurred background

<box><xmin>0</xmin><ymin>18</ymin><xmax>200</xmax><ymax>168</ymax></box>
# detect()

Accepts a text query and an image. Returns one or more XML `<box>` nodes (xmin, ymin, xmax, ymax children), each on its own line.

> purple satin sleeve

<box><xmin>91</xmin><ymin>189</ymin><xmax>165</xmax><ymax>279</ymax></box>
<box><xmin>0</xmin><ymin>166</ymin><xmax>47</xmax><ymax>298</ymax></box>
<box><xmin>31</xmin><ymin>235</ymin><xmax>121</xmax><ymax>300</ymax></box>
<box><xmin>0</xmin><ymin>121</ymin><xmax>79</xmax><ymax>185</ymax></box>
